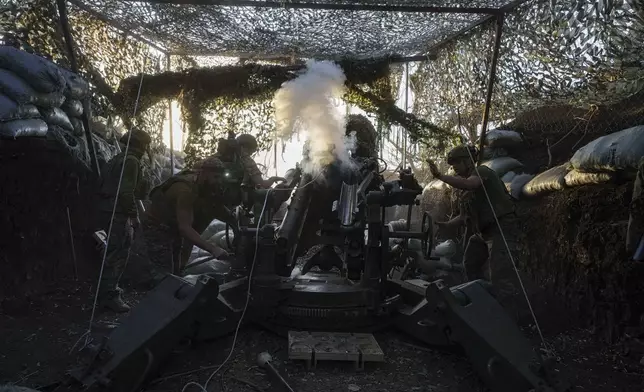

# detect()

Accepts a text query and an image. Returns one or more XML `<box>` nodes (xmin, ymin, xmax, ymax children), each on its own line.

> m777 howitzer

<box><xmin>62</xmin><ymin>157</ymin><xmax>567</xmax><ymax>392</ymax></box>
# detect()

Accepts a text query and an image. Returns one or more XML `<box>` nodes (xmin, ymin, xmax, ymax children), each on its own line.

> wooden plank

<box><xmin>288</xmin><ymin>331</ymin><xmax>384</xmax><ymax>370</ymax></box>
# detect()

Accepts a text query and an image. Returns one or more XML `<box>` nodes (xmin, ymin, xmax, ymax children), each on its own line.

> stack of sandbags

<box><xmin>479</xmin><ymin>129</ymin><xmax>532</xmax><ymax>200</ymax></box>
<box><xmin>566</xmin><ymin>126</ymin><xmax>644</xmax><ymax>187</ymax></box>
<box><xmin>0</xmin><ymin>47</ymin><xmax>95</xmax><ymax>168</ymax></box>
<box><xmin>59</xmin><ymin>67</ymin><xmax>89</xmax><ymax>135</ymax></box>
<box><xmin>0</xmin><ymin>47</ymin><xmax>61</xmax><ymax>138</ymax></box>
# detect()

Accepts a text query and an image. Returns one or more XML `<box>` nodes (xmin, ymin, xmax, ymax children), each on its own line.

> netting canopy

<box><xmin>72</xmin><ymin>0</ymin><xmax>517</xmax><ymax>59</ymax></box>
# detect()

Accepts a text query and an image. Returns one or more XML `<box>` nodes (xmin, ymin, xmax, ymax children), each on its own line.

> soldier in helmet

<box><xmin>95</xmin><ymin>128</ymin><xmax>153</xmax><ymax>312</ymax></box>
<box><xmin>427</xmin><ymin>145</ymin><xmax>517</xmax><ymax>296</ymax></box>
<box><xmin>144</xmin><ymin>156</ymin><xmax>233</xmax><ymax>276</ymax></box>
<box><xmin>236</xmin><ymin>133</ymin><xmax>285</xmax><ymax>188</ymax></box>
<box><xmin>346</xmin><ymin>114</ymin><xmax>378</xmax><ymax>159</ymax></box>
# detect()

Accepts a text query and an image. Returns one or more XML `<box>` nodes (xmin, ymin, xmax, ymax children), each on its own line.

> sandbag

<box><xmin>481</xmin><ymin>157</ymin><xmax>524</xmax><ymax>178</ymax></box>
<box><xmin>0</xmin><ymin>384</ymin><xmax>42</xmax><ymax>392</ymax></box>
<box><xmin>522</xmin><ymin>164</ymin><xmax>569</xmax><ymax>197</ymax></box>
<box><xmin>46</xmin><ymin>126</ymin><xmax>87</xmax><ymax>165</ymax></box>
<box><xmin>482</xmin><ymin>146</ymin><xmax>508</xmax><ymax>159</ymax></box>
<box><xmin>69</xmin><ymin>116</ymin><xmax>85</xmax><ymax>137</ymax></box>
<box><xmin>201</xmin><ymin>219</ymin><xmax>226</xmax><ymax>240</ymax></box>
<box><xmin>434</xmin><ymin>239</ymin><xmax>458</xmax><ymax>258</ymax></box>
<box><xmin>424</xmin><ymin>179</ymin><xmax>450</xmax><ymax>191</ymax></box>
<box><xmin>41</xmin><ymin>107</ymin><xmax>73</xmax><ymax>131</ymax></box>
<box><xmin>61</xmin><ymin>98</ymin><xmax>83</xmax><ymax>117</ymax></box>
<box><xmin>0</xmin><ymin>69</ymin><xmax>36</xmax><ymax>104</ymax></box>
<box><xmin>484</xmin><ymin>129</ymin><xmax>523</xmax><ymax>148</ymax></box>
<box><xmin>211</xmin><ymin>229</ymin><xmax>235</xmax><ymax>251</ymax></box>
<box><xmin>0</xmin><ymin>93</ymin><xmax>40</xmax><ymax>122</ymax></box>
<box><xmin>508</xmin><ymin>173</ymin><xmax>534</xmax><ymax>200</ymax></box>
<box><xmin>59</xmin><ymin>68</ymin><xmax>89</xmax><ymax>99</ymax></box>
<box><xmin>570</xmin><ymin>126</ymin><xmax>644</xmax><ymax>172</ymax></box>
<box><xmin>0</xmin><ymin>47</ymin><xmax>65</xmax><ymax>93</ymax></box>
<box><xmin>0</xmin><ymin>118</ymin><xmax>48</xmax><ymax>138</ymax></box>
<box><xmin>0</xmin><ymin>69</ymin><xmax>65</xmax><ymax>107</ymax></box>
<box><xmin>501</xmin><ymin>170</ymin><xmax>517</xmax><ymax>183</ymax></box>
<box><xmin>564</xmin><ymin>170</ymin><xmax>615</xmax><ymax>187</ymax></box>
<box><xmin>183</xmin><ymin>257</ymin><xmax>231</xmax><ymax>276</ymax></box>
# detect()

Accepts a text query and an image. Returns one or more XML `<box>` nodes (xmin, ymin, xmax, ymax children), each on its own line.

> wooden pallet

<box><xmin>288</xmin><ymin>331</ymin><xmax>384</xmax><ymax>370</ymax></box>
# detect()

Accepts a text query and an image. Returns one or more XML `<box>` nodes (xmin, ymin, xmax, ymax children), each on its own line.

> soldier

<box><xmin>427</xmin><ymin>145</ymin><xmax>518</xmax><ymax>296</ymax></box>
<box><xmin>346</xmin><ymin>114</ymin><xmax>378</xmax><ymax>159</ymax></box>
<box><xmin>627</xmin><ymin>158</ymin><xmax>644</xmax><ymax>260</ymax></box>
<box><xmin>236</xmin><ymin>134</ymin><xmax>285</xmax><ymax>188</ymax></box>
<box><xmin>96</xmin><ymin>128</ymin><xmax>152</xmax><ymax>313</ymax></box>
<box><xmin>144</xmin><ymin>156</ymin><xmax>233</xmax><ymax>275</ymax></box>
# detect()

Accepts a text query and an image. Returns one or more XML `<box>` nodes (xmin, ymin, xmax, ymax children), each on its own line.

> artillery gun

<box><xmin>64</xmin><ymin>152</ymin><xmax>565</xmax><ymax>392</ymax></box>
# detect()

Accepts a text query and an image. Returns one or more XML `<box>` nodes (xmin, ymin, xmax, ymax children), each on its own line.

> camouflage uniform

<box><xmin>239</xmin><ymin>153</ymin><xmax>264</xmax><ymax>187</ymax></box>
<box><xmin>627</xmin><ymin>158</ymin><xmax>644</xmax><ymax>256</ymax></box>
<box><xmin>145</xmin><ymin>159</ymin><xmax>231</xmax><ymax>273</ymax></box>
<box><xmin>95</xmin><ymin>129</ymin><xmax>152</xmax><ymax>311</ymax></box>
<box><xmin>461</xmin><ymin>166</ymin><xmax>516</xmax><ymax>289</ymax></box>
<box><xmin>444</xmin><ymin>147</ymin><xmax>518</xmax><ymax>302</ymax></box>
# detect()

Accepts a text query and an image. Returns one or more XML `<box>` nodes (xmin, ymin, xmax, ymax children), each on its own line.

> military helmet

<box><xmin>120</xmin><ymin>128</ymin><xmax>151</xmax><ymax>149</ymax></box>
<box><xmin>236</xmin><ymin>134</ymin><xmax>258</xmax><ymax>153</ymax></box>
<box><xmin>346</xmin><ymin>114</ymin><xmax>377</xmax><ymax>158</ymax></box>
<box><xmin>446</xmin><ymin>145</ymin><xmax>477</xmax><ymax>165</ymax></box>
<box><xmin>194</xmin><ymin>156</ymin><xmax>226</xmax><ymax>174</ymax></box>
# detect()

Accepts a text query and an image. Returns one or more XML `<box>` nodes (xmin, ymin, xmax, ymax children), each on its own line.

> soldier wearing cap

<box><xmin>144</xmin><ymin>156</ymin><xmax>232</xmax><ymax>277</ymax></box>
<box><xmin>427</xmin><ymin>145</ymin><xmax>517</xmax><ymax>295</ymax></box>
<box><xmin>96</xmin><ymin>128</ymin><xmax>152</xmax><ymax>312</ymax></box>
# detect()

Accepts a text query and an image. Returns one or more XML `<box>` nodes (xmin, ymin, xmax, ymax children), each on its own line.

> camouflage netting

<box><xmin>64</xmin><ymin>0</ymin><xmax>515</xmax><ymax>59</ymax></box>
<box><xmin>413</xmin><ymin>0</ymin><xmax>644</xmax><ymax>150</ymax></box>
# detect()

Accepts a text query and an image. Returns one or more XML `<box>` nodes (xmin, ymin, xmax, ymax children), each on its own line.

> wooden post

<box><xmin>55</xmin><ymin>0</ymin><xmax>101</xmax><ymax>176</ymax></box>
<box><xmin>478</xmin><ymin>14</ymin><xmax>505</xmax><ymax>162</ymax></box>
<box><xmin>166</xmin><ymin>55</ymin><xmax>174</xmax><ymax>175</ymax></box>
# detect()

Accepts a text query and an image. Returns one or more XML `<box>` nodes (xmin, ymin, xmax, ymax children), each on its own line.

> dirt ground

<box><xmin>1</xmin><ymin>258</ymin><xmax>644</xmax><ymax>392</ymax></box>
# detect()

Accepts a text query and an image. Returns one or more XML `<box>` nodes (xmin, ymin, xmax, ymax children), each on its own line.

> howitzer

<box><xmin>63</xmin><ymin>155</ymin><xmax>567</xmax><ymax>392</ymax></box>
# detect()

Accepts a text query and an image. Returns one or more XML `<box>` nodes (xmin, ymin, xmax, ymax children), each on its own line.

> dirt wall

<box><xmin>517</xmin><ymin>184</ymin><xmax>644</xmax><ymax>341</ymax></box>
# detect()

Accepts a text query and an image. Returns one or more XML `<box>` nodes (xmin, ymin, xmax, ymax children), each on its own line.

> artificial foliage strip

<box><xmin>114</xmin><ymin>59</ymin><xmax>453</xmax><ymax>165</ymax></box>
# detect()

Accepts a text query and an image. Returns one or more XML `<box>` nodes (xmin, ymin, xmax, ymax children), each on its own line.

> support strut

<box><xmin>55</xmin><ymin>0</ymin><xmax>101</xmax><ymax>176</ymax></box>
<box><xmin>478</xmin><ymin>13</ymin><xmax>505</xmax><ymax>162</ymax></box>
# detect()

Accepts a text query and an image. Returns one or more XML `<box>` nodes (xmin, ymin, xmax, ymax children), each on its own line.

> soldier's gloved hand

<box><xmin>426</xmin><ymin>160</ymin><xmax>442</xmax><ymax>179</ymax></box>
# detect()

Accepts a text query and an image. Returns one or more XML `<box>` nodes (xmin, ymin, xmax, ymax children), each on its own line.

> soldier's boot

<box><xmin>99</xmin><ymin>287</ymin><xmax>131</xmax><ymax>313</ymax></box>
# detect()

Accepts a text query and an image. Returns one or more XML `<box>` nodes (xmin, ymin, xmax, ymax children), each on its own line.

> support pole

<box><xmin>478</xmin><ymin>14</ymin><xmax>504</xmax><ymax>163</ymax></box>
<box><xmin>403</xmin><ymin>62</ymin><xmax>409</xmax><ymax>169</ymax></box>
<box><xmin>166</xmin><ymin>55</ymin><xmax>174</xmax><ymax>175</ymax></box>
<box><xmin>56</xmin><ymin>0</ymin><xmax>101</xmax><ymax>176</ymax></box>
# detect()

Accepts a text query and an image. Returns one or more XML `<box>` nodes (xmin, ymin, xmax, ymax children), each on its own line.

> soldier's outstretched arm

<box><xmin>175</xmin><ymin>193</ymin><xmax>228</xmax><ymax>260</ymax></box>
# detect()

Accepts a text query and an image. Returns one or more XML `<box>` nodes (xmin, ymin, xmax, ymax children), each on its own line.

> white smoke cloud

<box><xmin>273</xmin><ymin>60</ymin><xmax>354</xmax><ymax>176</ymax></box>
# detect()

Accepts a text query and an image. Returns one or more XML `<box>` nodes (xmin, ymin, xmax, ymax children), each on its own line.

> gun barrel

<box><xmin>276</xmin><ymin>174</ymin><xmax>314</xmax><ymax>265</ymax></box>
